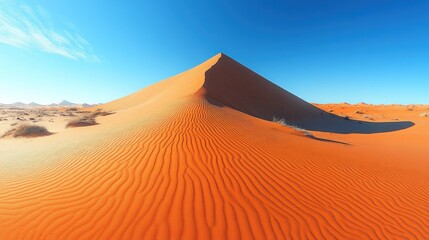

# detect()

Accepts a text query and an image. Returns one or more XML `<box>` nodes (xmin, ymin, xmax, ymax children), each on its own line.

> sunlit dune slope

<box><xmin>0</xmin><ymin>53</ymin><xmax>428</xmax><ymax>239</ymax></box>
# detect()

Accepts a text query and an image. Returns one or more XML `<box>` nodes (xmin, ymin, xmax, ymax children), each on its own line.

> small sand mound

<box><xmin>2</xmin><ymin>124</ymin><xmax>51</xmax><ymax>138</ymax></box>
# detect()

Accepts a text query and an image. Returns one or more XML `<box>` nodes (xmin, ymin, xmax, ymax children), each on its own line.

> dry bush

<box><xmin>272</xmin><ymin>116</ymin><xmax>313</xmax><ymax>137</ymax></box>
<box><xmin>67</xmin><ymin>107</ymin><xmax>78</xmax><ymax>111</ymax></box>
<box><xmin>91</xmin><ymin>110</ymin><xmax>114</xmax><ymax>117</ymax></box>
<box><xmin>272</xmin><ymin>116</ymin><xmax>288</xmax><ymax>126</ymax></box>
<box><xmin>66</xmin><ymin>110</ymin><xmax>113</xmax><ymax>128</ymax></box>
<box><xmin>66</xmin><ymin>116</ymin><xmax>97</xmax><ymax>128</ymax></box>
<box><xmin>2</xmin><ymin>124</ymin><xmax>51</xmax><ymax>138</ymax></box>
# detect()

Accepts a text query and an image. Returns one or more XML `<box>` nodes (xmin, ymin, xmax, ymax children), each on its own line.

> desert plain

<box><xmin>0</xmin><ymin>53</ymin><xmax>428</xmax><ymax>239</ymax></box>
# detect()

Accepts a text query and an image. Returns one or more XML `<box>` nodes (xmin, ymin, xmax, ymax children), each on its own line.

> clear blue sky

<box><xmin>1</xmin><ymin>0</ymin><xmax>428</xmax><ymax>104</ymax></box>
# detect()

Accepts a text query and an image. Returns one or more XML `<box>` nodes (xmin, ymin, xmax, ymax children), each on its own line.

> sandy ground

<box><xmin>0</xmin><ymin>54</ymin><xmax>428</xmax><ymax>239</ymax></box>
<box><xmin>0</xmin><ymin>107</ymin><xmax>94</xmax><ymax>135</ymax></box>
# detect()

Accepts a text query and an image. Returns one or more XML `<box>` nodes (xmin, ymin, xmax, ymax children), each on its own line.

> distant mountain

<box><xmin>81</xmin><ymin>103</ymin><xmax>92</xmax><ymax>108</ymax></box>
<box><xmin>28</xmin><ymin>102</ymin><xmax>42</xmax><ymax>107</ymax></box>
<box><xmin>11</xmin><ymin>102</ymin><xmax>27</xmax><ymax>107</ymax></box>
<box><xmin>0</xmin><ymin>100</ymin><xmax>96</xmax><ymax>108</ymax></box>
<box><xmin>59</xmin><ymin>100</ymin><xmax>76</xmax><ymax>106</ymax></box>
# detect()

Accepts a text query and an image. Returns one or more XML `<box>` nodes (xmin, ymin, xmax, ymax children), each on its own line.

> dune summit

<box><xmin>103</xmin><ymin>53</ymin><xmax>338</xmax><ymax>119</ymax></box>
<box><xmin>0</xmin><ymin>53</ymin><xmax>428</xmax><ymax>239</ymax></box>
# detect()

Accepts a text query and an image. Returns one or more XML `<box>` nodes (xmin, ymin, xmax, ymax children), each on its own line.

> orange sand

<box><xmin>0</xmin><ymin>53</ymin><xmax>428</xmax><ymax>239</ymax></box>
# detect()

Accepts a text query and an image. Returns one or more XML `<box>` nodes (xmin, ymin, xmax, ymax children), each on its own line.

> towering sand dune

<box><xmin>102</xmin><ymin>53</ymin><xmax>412</xmax><ymax>133</ymax></box>
<box><xmin>0</xmin><ymin>54</ymin><xmax>428</xmax><ymax>239</ymax></box>
<box><xmin>103</xmin><ymin>53</ymin><xmax>322</xmax><ymax>120</ymax></box>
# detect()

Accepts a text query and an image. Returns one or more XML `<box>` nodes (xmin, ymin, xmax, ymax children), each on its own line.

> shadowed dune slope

<box><xmin>199</xmin><ymin>54</ymin><xmax>413</xmax><ymax>133</ymax></box>
<box><xmin>201</xmin><ymin>54</ymin><xmax>324</xmax><ymax>122</ymax></box>
<box><xmin>0</xmin><ymin>53</ymin><xmax>428</xmax><ymax>239</ymax></box>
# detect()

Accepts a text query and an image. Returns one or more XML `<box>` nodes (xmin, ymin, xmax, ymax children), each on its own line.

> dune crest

<box><xmin>0</xmin><ymin>54</ymin><xmax>428</xmax><ymax>239</ymax></box>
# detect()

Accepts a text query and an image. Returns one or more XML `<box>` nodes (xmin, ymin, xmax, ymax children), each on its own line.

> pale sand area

<box><xmin>0</xmin><ymin>107</ymin><xmax>95</xmax><ymax>135</ymax></box>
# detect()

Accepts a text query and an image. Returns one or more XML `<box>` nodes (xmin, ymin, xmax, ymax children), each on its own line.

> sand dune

<box><xmin>0</xmin><ymin>53</ymin><xmax>428</xmax><ymax>239</ymax></box>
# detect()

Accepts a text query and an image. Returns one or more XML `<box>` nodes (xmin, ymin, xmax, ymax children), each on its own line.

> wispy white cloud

<box><xmin>0</xmin><ymin>1</ymin><xmax>99</xmax><ymax>61</ymax></box>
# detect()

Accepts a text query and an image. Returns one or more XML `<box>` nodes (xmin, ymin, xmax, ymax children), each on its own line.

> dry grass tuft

<box><xmin>67</xmin><ymin>107</ymin><xmax>78</xmax><ymax>112</ymax></box>
<box><xmin>66</xmin><ymin>110</ymin><xmax>113</xmax><ymax>128</ymax></box>
<box><xmin>273</xmin><ymin>116</ymin><xmax>313</xmax><ymax>137</ymax></box>
<box><xmin>91</xmin><ymin>110</ymin><xmax>114</xmax><ymax>117</ymax></box>
<box><xmin>2</xmin><ymin>124</ymin><xmax>51</xmax><ymax>138</ymax></box>
<box><xmin>66</xmin><ymin>116</ymin><xmax>97</xmax><ymax>128</ymax></box>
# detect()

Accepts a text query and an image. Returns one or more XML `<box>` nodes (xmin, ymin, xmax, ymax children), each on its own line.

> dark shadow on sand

<box><xmin>293</xmin><ymin>114</ymin><xmax>415</xmax><ymax>134</ymax></box>
<box><xmin>206</xmin><ymin>96</ymin><xmax>414</xmax><ymax>134</ymax></box>
<box><xmin>206</xmin><ymin>95</ymin><xmax>414</xmax><ymax>134</ymax></box>
<box><xmin>307</xmin><ymin>135</ymin><xmax>351</xmax><ymax>145</ymax></box>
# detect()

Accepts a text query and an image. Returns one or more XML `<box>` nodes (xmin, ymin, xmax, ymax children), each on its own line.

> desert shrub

<box><xmin>66</xmin><ymin>110</ymin><xmax>113</xmax><ymax>128</ymax></box>
<box><xmin>2</xmin><ymin>124</ymin><xmax>51</xmax><ymax>138</ymax></box>
<box><xmin>272</xmin><ymin>116</ymin><xmax>288</xmax><ymax>126</ymax></box>
<box><xmin>272</xmin><ymin>116</ymin><xmax>313</xmax><ymax>137</ymax></box>
<box><xmin>14</xmin><ymin>124</ymin><xmax>50</xmax><ymax>137</ymax></box>
<box><xmin>91</xmin><ymin>110</ymin><xmax>114</xmax><ymax>117</ymax></box>
<box><xmin>66</xmin><ymin>116</ymin><xmax>97</xmax><ymax>128</ymax></box>
<box><xmin>420</xmin><ymin>112</ymin><xmax>429</xmax><ymax>117</ymax></box>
